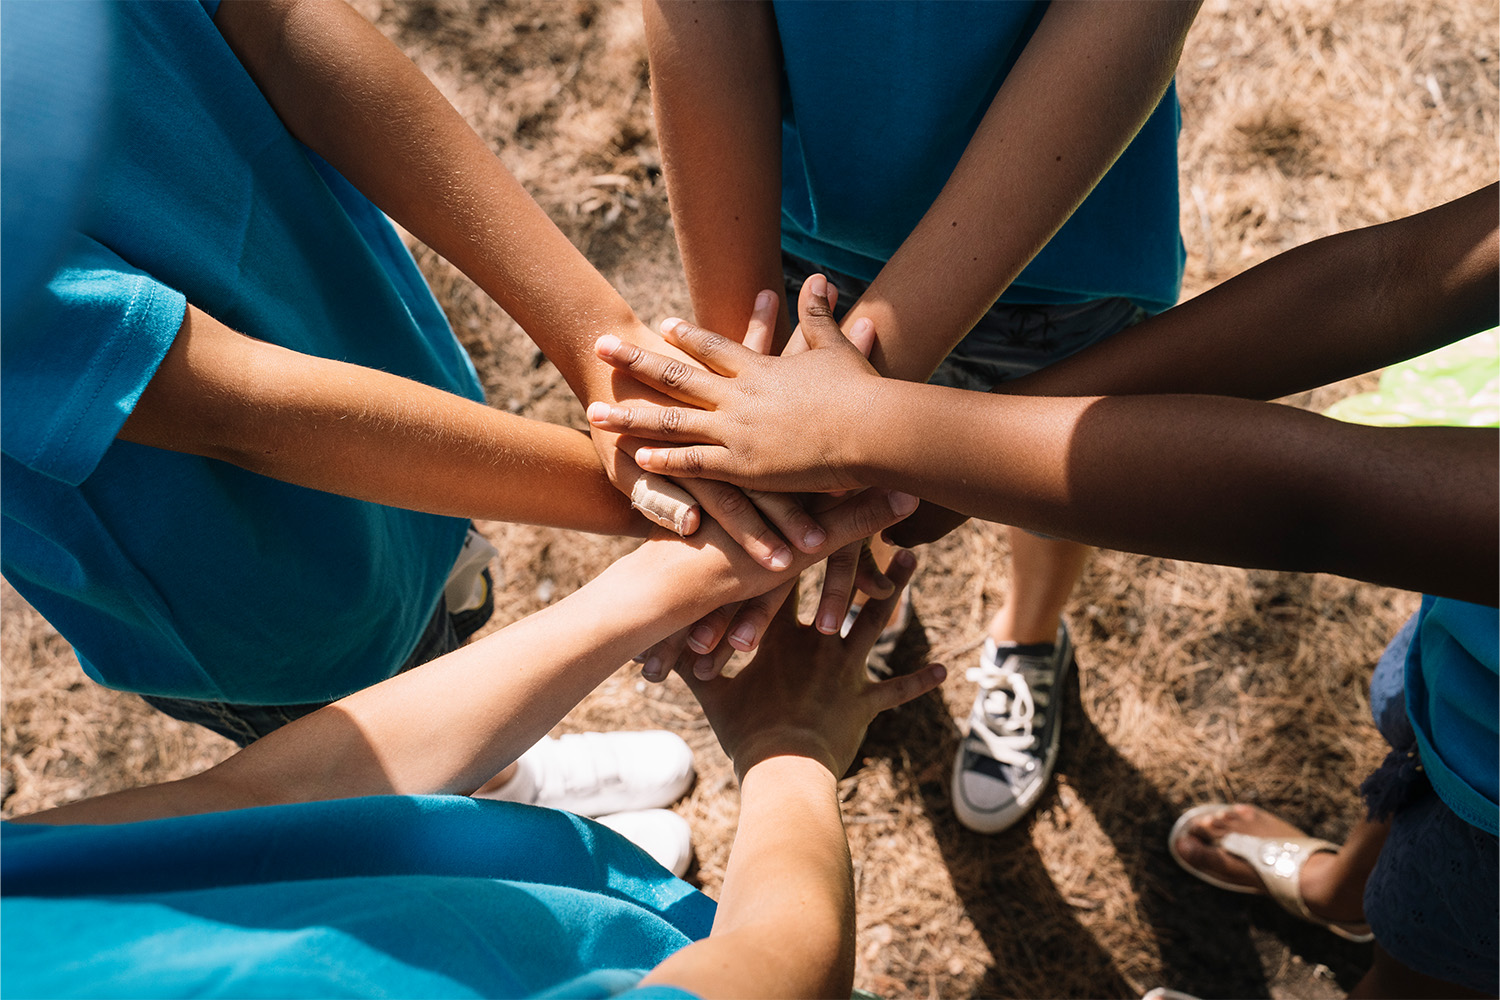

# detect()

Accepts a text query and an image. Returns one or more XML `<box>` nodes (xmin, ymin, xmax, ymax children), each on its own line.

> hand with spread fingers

<box><xmin>683</xmin><ymin>549</ymin><xmax>945</xmax><ymax>781</ymax></box>
<box><xmin>589</xmin><ymin>273</ymin><xmax>883</xmax><ymax>496</ymax></box>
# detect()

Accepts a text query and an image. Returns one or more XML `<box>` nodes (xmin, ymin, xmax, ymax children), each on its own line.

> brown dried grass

<box><xmin>3</xmin><ymin>1</ymin><xmax>1494</xmax><ymax>997</ymax></box>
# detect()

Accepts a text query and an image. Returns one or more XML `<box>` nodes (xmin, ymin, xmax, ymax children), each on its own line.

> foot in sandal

<box><xmin>1170</xmin><ymin>803</ymin><xmax>1374</xmax><ymax>942</ymax></box>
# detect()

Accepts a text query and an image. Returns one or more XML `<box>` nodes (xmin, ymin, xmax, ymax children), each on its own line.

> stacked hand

<box><xmin>589</xmin><ymin>274</ymin><xmax>883</xmax><ymax>495</ymax></box>
<box><xmin>598</xmin><ymin>278</ymin><xmax>902</xmax><ymax>679</ymax></box>
<box><xmin>592</xmin><ymin>276</ymin><xmax>910</xmax><ymax>678</ymax></box>
<box><xmin>684</xmin><ymin>549</ymin><xmax>946</xmax><ymax>781</ymax></box>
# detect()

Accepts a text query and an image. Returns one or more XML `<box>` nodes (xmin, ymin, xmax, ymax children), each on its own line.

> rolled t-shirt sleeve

<box><xmin>1</xmin><ymin>233</ymin><xmax>186</xmax><ymax>486</ymax></box>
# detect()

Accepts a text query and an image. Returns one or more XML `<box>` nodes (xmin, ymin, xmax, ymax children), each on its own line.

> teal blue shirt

<box><xmin>1406</xmin><ymin>596</ymin><xmax>1499</xmax><ymax>835</ymax></box>
<box><xmin>2</xmin><ymin>797</ymin><xmax>710</xmax><ymax>998</ymax></box>
<box><xmin>773</xmin><ymin>1</ymin><xmax>1184</xmax><ymax>313</ymax></box>
<box><xmin>0</xmin><ymin>0</ymin><xmax>482</xmax><ymax>702</ymax></box>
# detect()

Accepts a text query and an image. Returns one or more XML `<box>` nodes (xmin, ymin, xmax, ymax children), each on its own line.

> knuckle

<box><xmin>659</xmin><ymin>406</ymin><xmax>683</xmax><ymax>435</ymax></box>
<box><xmin>658</xmin><ymin>359</ymin><xmax>693</xmax><ymax>388</ymax></box>
<box><xmin>677</xmin><ymin>447</ymin><xmax>705</xmax><ymax>477</ymax></box>
<box><xmin>803</xmin><ymin>300</ymin><xmax>835</xmax><ymax>322</ymax></box>
<box><xmin>712</xmin><ymin>484</ymin><xmax>750</xmax><ymax>517</ymax></box>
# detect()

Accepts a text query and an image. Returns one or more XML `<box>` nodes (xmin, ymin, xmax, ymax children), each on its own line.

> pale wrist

<box><xmin>738</xmin><ymin>752</ymin><xmax>840</xmax><ymax>795</ymax></box>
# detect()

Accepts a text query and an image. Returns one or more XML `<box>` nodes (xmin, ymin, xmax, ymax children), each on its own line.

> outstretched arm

<box><xmin>832</xmin><ymin>1</ymin><xmax>1200</xmax><ymax>381</ymax></box>
<box><xmin>16</xmin><ymin>486</ymin><xmax>918</xmax><ymax>826</ymax></box>
<box><xmin>1008</xmin><ymin>184</ymin><xmax>1500</xmax><ymax>399</ymax></box>
<box><xmin>590</xmin><ymin>278</ymin><xmax>1499</xmax><ymax>605</ymax></box>
<box><xmin>647</xmin><ymin>1</ymin><xmax>1199</xmax><ymax>378</ymax></box>
<box><xmin>642</xmin><ymin>557</ymin><xmax>945</xmax><ymax>999</ymax></box>
<box><xmin>208</xmin><ymin>0</ymin><xmax>829</xmax><ymax>561</ymax></box>
<box><xmin>121</xmin><ymin>304</ymin><xmax>643</xmax><ymax>536</ymax></box>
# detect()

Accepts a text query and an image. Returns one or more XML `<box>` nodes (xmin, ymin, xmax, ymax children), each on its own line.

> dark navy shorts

<box><xmin>781</xmin><ymin>251</ymin><xmax>1146</xmax><ymax>389</ymax></box>
<box><xmin>1362</xmin><ymin>614</ymin><xmax>1499</xmax><ymax>994</ymax></box>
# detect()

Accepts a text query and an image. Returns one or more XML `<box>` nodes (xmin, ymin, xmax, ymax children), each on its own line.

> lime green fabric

<box><xmin>1325</xmin><ymin>330</ymin><xmax>1499</xmax><ymax>429</ymax></box>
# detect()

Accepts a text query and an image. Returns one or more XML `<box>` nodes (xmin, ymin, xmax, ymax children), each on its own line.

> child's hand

<box><xmin>684</xmin><ymin>550</ymin><xmax>945</xmax><ymax>781</ymax></box>
<box><xmin>588</xmin><ymin>298</ymin><xmax>833</xmax><ymax>570</ymax></box>
<box><xmin>588</xmin><ymin>274</ymin><xmax>881</xmax><ymax>495</ymax></box>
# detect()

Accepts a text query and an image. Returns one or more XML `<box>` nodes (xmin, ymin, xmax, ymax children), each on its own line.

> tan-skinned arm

<box><xmin>14</xmin><ymin>487</ymin><xmax>918</xmax><ymax>827</ymax></box>
<box><xmin>646</xmin><ymin>1</ymin><xmax>1200</xmax><ymax>377</ymax></box>
<box><xmin>642</xmin><ymin>559</ymin><xmax>944</xmax><ymax>999</ymax></box>
<box><xmin>644</xmin><ymin>0</ymin><xmax>792</xmax><ymax>349</ymax></box>
<box><xmin>205</xmin><ymin>0</ymin><xmax>834</xmax><ymax>560</ymax></box>
<box><xmin>841</xmin><ymin>1</ymin><xmax>1200</xmax><ymax>380</ymax></box>
<box><xmin>590</xmin><ymin>279</ymin><xmax>1499</xmax><ymax>606</ymax></box>
<box><xmin>118</xmin><ymin>304</ymin><xmax>642</xmax><ymax>535</ymax></box>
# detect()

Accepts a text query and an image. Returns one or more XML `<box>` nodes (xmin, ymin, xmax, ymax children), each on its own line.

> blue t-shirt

<box><xmin>773</xmin><ymin>1</ymin><xmax>1184</xmax><ymax>314</ymax></box>
<box><xmin>1405</xmin><ymin>595</ymin><xmax>1499</xmax><ymax>835</ymax></box>
<box><xmin>0</xmin><ymin>0</ymin><xmax>484</xmax><ymax>703</ymax></box>
<box><xmin>2</xmin><ymin>796</ymin><xmax>710</xmax><ymax>998</ymax></box>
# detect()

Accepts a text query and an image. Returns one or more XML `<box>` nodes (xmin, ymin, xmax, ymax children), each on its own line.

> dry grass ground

<box><xmin>3</xmin><ymin>2</ymin><xmax>1495</xmax><ymax>997</ymax></box>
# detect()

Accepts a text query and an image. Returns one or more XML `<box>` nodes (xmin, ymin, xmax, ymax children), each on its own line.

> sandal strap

<box><xmin>1217</xmin><ymin>832</ymin><xmax>1338</xmax><ymax>921</ymax></box>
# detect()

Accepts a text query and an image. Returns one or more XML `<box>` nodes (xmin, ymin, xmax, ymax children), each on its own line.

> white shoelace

<box><xmin>964</xmin><ymin>659</ymin><xmax>1051</xmax><ymax>767</ymax></box>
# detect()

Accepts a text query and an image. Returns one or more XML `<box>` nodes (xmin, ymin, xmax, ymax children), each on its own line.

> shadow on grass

<box><xmin>863</xmin><ymin>616</ymin><xmax>1374</xmax><ymax>998</ymax></box>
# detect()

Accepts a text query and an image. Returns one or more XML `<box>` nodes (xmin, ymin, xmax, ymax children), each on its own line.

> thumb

<box><xmin>797</xmin><ymin>273</ymin><xmax>852</xmax><ymax>351</ymax></box>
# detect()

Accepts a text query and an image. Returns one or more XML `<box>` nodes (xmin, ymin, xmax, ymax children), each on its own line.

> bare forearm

<box><xmin>645</xmin><ymin>0</ymin><xmax>790</xmax><ymax>346</ymax></box>
<box><xmin>23</xmin><ymin>542</ymin><xmax>736</xmax><ymax>825</ymax></box>
<box><xmin>120</xmin><ymin>306</ymin><xmax>642</xmax><ymax>535</ymax></box>
<box><xmin>21</xmin><ymin>492</ymin><xmax>916</xmax><ymax>825</ymax></box>
<box><xmin>1009</xmin><ymin>184</ymin><xmax>1500</xmax><ymax>399</ymax></box>
<box><xmin>853</xmin><ymin>1</ymin><xmax>1199</xmax><ymax>381</ymax></box>
<box><xmin>863</xmin><ymin>383</ymin><xmax>1498</xmax><ymax>603</ymax></box>
<box><xmin>642</xmin><ymin>756</ymin><xmax>853</xmax><ymax>999</ymax></box>
<box><xmin>215</xmin><ymin>0</ymin><xmax>643</xmax><ymax>403</ymax></box>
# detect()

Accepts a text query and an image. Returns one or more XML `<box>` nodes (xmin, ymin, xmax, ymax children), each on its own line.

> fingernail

<box><xmin>643</xmin><ymin>656</ymin><xmax>662</xmax><ymax>681</ymax></box>
<box><xmin>931</xmin><ymin>664</ymin><xmax>947</xmax><ymax>683</ymax></box>
<box><xmin>728</xmin><ymin>623</ymin><xmax>757</xmax><ymax>650</ymax></box>
<box><xmin>769</xmin><ymin>547</ymin><xmax>793</xmax><ymax>570</ymax></box>
<box><xmin>807</xmin><ymin>273</ymin><xmax>827</xmax><ymax>300</ymax></box>
<box><xmin>817</xmin><ymin>611</ymin><xmax>839</xmax><ymax>634</ymax></box>
<box><xmin>851</xmin><ymin>317</ymin><xmax>873</xmax><ymax>336</ymax></box>
<box><xmin>803</xmin><ymin>527</ymin><xmax>827</xmax><ymax>549</ymax></box>
<box><xmin>635</xmin><ymin>447</ymin><xmax>657</xmax><ymax>467</ymax></box>
<box><xmin>659</xmin><ymin>317</ymin><xmax>685</xmax><ymax>335</ymax></box>
<box><xmin>694</xmin><ymin>656</ymin><xmax>718</xmax><ymax>681</ymax></box>
<box><xmin>597</xmin><ymin>334</ymin><xmax>621</xmax><ymax>355</ymax></box>
<box><xmin>893</xmin><ymin>549</ymin><xmax>916</xmax><ymax>569</ymax></box>
<box><xmin>888</xmin><ymin>491</ymin><xmax>918</xmax><ymax>516</ymax></box>
<box><xmin>586</xmin><ymin>401</ymin><xmax>610</xmax><ymax>423</ymax></box>
<box><xmin>755</xmin><ymin>290</ymin><xmax>774</xmax><ymax>311</ymax></box>
<box><xmin>688</xmin><ymin>626</ymin><xmax>716</xmax><ymax>654</ymax></box>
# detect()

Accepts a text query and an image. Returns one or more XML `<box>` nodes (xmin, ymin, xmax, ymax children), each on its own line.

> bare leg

<box><xmin>1349</xmin><ymin>945</ymin><xmax>1490</xmax><ymax>1000</ymax></box>
<box><xmin>989</xmin><ymin>530</ymin><xmax>1090</xmax><ymax>645</ymax></box>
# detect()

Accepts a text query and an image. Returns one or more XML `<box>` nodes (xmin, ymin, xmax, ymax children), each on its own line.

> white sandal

<box><xmin>1169</xmin><ymin>803</ymin><xmax>1374</xmax><ymax>943</ymax></box>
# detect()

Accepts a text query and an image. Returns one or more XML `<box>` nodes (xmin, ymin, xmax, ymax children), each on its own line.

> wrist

<box><xmin>845</xmin><ymin>377</ymin><xmax>902</xmax><ymax>489</ymax></box>
<box><xmin>738</xmin><ymin>752</ymin><xmax>840</xmax><ymax>796</ymax></box>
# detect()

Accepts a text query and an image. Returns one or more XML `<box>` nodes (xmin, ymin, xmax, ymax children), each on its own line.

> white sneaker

<box><xmin>951</xmin><ymin>624</ymin><xmax>1073</xmax><ymax>833</ymax></box>
<box><xmin>596</xmin><ymin>809</ymin><xmax>694</xmax><ymax>878</ymax></box>
<box><xmin>479</xmin><ymin>731</ymin><xmax>695</xmax><ymax>818</ymax></box>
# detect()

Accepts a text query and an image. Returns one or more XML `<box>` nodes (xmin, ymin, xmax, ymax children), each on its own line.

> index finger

<box><xmin>595</xmin><ymin>335</ymin><xmax>723</xmax><ymax>408</ymax></box>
